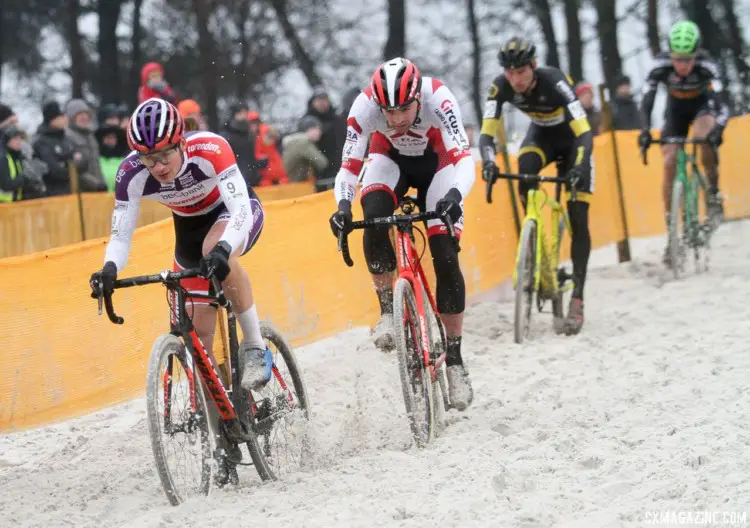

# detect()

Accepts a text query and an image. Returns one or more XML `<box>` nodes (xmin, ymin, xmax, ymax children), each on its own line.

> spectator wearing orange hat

<box><xmin>575</xmin><ymin>82</ymin><xmax>601</xmax><ymax>136</ymax></box>
<box><xmin>249</xmin><ymin>111</ymin><xmax>289</xmax><ymax>187</ymax></box>
<box><xmin>177</xmin><ymin>99</ymin><xmax>208</xmax><ymax>130</ymax></box>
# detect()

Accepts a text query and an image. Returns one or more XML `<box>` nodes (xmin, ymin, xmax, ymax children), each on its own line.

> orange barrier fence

<box><xmin>0</xmin><ymin>181</ymin><xmax>316</xmax><ymax>259</ymax></box>
<box><xmin>2</xmin><ymin>116</ymin><xmax>749</xmax><ymax>431</ymax></box>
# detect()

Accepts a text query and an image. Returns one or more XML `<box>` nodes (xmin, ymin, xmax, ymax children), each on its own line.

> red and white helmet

<box><xmin>370</xmin><ymin>57</ymin><xmax>422</xmax><ymax>110</ymax></box>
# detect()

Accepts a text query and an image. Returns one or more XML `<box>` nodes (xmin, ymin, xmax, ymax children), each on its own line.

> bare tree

<box><xmin>130</xmin><ymin>0</ymin><xmax>144</xmax><ymax>107</ymax></box>
<box><xmin>65</xmin><ymin>0</ymin><xmax>86</xmax><ymax>99</ymax></box>
<box><xmin>97</xmin><ymin>0</ymin><xmax>124</xmax><ymax>104</ymax></box>
<box><xmin>383</xmin><ymin>0</ymin><xmax>406</xmax><ymax>60</ymax></box>
<box><xmin>267</xmin><ymin>0</ymin><xmax>323</xmax><ymax>88</ymax></box>
<box><xmin>594</xmin><ymin>0</ymin><xmax>623</xmax><ymax>94</ymax></box>
<box><xmin>466</xmin><ymin>0</ymin><xmax>483</xmax><ymax>125</ymax></box>
<box><xmin>192</xmin><ymin>0</ymin><xmax>219</xmax><ymax>129</ymax></box>
<box><xmin>715</xmin><ymin>0</ymin><xmax>750</xmax><ymax>110</ymax></box>
<box><xmin>529</xmin><ymin>0</ymin><xmax>560</xmax><ymax>67</ymax></box>
<box><xmin>563</xmin><ymin>0</ymin><xmax>583</xmax><ymax>81</ymax></box>
<box><xmin>646</xmin><ymin>0</ymin><xmax>660</xmax><ymax>56</ymax></box>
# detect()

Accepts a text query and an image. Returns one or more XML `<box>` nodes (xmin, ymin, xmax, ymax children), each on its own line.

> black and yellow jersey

<box><xmin>640</xmin><ymin>50</ymin><xmax>730</xmax><ymax>130</ymax></box>
<box><xmin>478</xmin><ymin>67</ymin><xmax>592</xmax><ymax>167</ymax></box>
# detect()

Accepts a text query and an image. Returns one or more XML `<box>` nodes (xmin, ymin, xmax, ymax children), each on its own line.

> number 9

<box><xmin>227</xmin><ymin>182</ymin><xmax>235</xmax><ymax>193</ymax></box>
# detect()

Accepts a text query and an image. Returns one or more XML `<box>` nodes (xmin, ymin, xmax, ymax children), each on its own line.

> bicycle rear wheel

<box><xmin>146</xmin><ymin>333</ymin><xmax>212</xmax><ymax>506</ymax></box>
<box><xmin>514</xmin><ymin>220</ymin><xmax>537</xmax><ymax>344</ymax></box>
<box><xmin>244</xmin><ymin>321</ymin><xmax>312</xmax><ymax>481</ymax></box>
<box><xmin>669</xmin><ymin>179</ymin><xmax>687</xmax><ymax>279</ymax></box>
<box><xmin>393</xmin><ymin>277</ymin><xmax>436</xmax><ymax>448</ymax></box>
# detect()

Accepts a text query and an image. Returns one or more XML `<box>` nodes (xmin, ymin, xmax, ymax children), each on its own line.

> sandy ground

<box><xmin>2</xmin><ymin>222</ymin><xmax>749</xmax><ymax>528</ymax></box>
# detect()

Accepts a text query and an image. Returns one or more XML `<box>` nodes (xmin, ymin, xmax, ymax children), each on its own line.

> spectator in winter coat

<box><xmin>221</xmin><ymin>103</ymin><xmax>263</xmax><ymax>187</ymax></box>
<box><xmin>96</xmin><ymin>104</ymin><xmax>131</xmax><ymax>191</ymax></box>
<box><xmin>0</xmin><ymin>125</ymin><xmax>47</xmax><ymax>201</ymax></box>
<box><xmin>282</xmin><ymin>115</ymin><xmax>329</xmax><ymax>183</ymax></box>
<box><xmin>33</xmin><ymin>101</ymin><xmax>80</xmax><ymax>197</ymax></box>
<box><xmin>0</xmin><ymin>104</ymin><xmax>18</xmax><ymax>130</ymax></box>
<box><xmin>302</xmin><ymin>86</ymin><xmax>342</xmax><ymax>188</ymax></box>
<box><xmin>177</xmin><ymin>99</ymin><xmax>208</xmax><ymax>130</ymax></box>
<box><xmin>575</xmin><ymin>82</ymin><xmax>601</xmax><ymax>136</ymax></box>
<box><xmin>611</xmin><ymin>75</ymin><xmax>641</xmax><ymax>131</ymax></box>
<box><xmin>252</xmin><ymin>114</ymin><xmax>289</xmax><ymax>187</ymax></box>
<box><xmin>65</xmin><ymin>98</ymin><xmax>107</xmax><ymax>192</ymax></box>
<box><xmin>138</xmin><ymin>62</ymin><xmax>177</xmax><ymax>104</ymax></box>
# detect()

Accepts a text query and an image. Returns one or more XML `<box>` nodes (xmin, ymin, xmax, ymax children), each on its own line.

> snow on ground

<box><xmin>2</xmin><ymin>221</ymin><xmax>750</xmax><ymax>528</ymax></box>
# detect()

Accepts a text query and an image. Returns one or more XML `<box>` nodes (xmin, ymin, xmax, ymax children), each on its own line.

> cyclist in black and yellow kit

<box><xmin>639</xmin><ymin>20</ymin><xmax>729</xmax><ymax>266</ymax></box>
<box><xmin>479</xmin><ymin>36</ymin><xmax>593</xmax><ymax>336</ymax></box>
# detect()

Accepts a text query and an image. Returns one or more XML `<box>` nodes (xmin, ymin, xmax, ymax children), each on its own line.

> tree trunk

<box><xmin>529</xmin><ymin>0</ymin><xmax>560</xmax><ymax>68</ymax></box>
<box><xmin>466</xmin><ymin>0</ymin><xmax>482</xmax><ymax>126</ymax></box>
<box><xmin>0</xmin><ymin>8</ymin><xmax>5</xmax><ymax>95</ymax></box>
<box><xmin>130</xmin><ymin>0</ymin><xmax>144</xmax><ymax>108</ymax></box>
<box><xmin>647</xmin><ymin>0</ymin><xmax>660</xmax><ymax>56</ymax></box>
<box><xmin>594</xmin><ymin>0</ymin><xmax>623</xmax><ymax>95</ymax></box>
<box><xmin>563</xmin><ymin>0</ymin><xmax>583</xmax><ymax>82</ymax></box>
<box><xmin>236</xmin><ymin>0</ymin><xmax>251</xmax><ymax>101</ymax></box>
<box><xmin>193</xmin><ymin>0</ymin><xmax>219</xmax><ymax>129</ymax></box>
<box><xmin>383</xmin><ymin>0</ymin><xmax>406</xmax><ymax>60</ymax></box>
<box><xmin>716</xmin><ymin>0</ymin><xmax>750</xmax><ymax>110</ymax></box>
<box><xmin>66</xmin><ymin>0</ymin><xmax>86</xmax><ymax>99</ymax></box>
<box><xmin>97</xmin><ymin>0</ymin><xmax>123</xmax><ymax>104</ymax></box>
<box><xmin>267</xmin><ymin>0</ymin><xmax>322</xmax><ymax>87</ymax></box>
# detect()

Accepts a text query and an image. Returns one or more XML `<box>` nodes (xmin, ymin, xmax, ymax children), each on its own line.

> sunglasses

<box><xmin>138</xmin><ymin>144</ymin><xmax>180</xmax><ymax>167</ymax></box>
<box><xmin>671</xmin><ymin>54</ymin><xmax>696</xmax><ymax>63</ymax></box>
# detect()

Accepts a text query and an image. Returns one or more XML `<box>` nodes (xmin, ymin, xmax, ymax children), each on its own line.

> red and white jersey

<box><xmin>104</xmin><ymin>131</ymin><xmax>257</xmax><ymax>270</ymax></box>
<box><xmin>334</xmin><ymin>77</ymin><xmax>475</xmax><ymax>204</ymax></box>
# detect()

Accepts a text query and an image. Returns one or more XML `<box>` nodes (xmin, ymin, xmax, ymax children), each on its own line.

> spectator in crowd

<box><xmin>96</xmin><ymin>104</ymin><xmax>130</xmax><ymax>191</ymax></box>
<box><xmin>302</xmin><ymin>85</ymin><xmax>341</xmax><ymax>189</ymax></box>
<box><xmin>138</xmin><ymin>62</ymin><xmax>177</xmax><ymax>104</ymax></box>
<box><xmin>575</xmin><ymin>81</ymin><xmax>601</xmax><ymax>136</ymax></box>
<box><xmin>0</xmin><ymin>104</ymin><xmax>18</xmax><ymax>130</ymax></box>
<box><xmin>0</xmin><ymin>126</ymin><xmax>47</xmax><ymax>202</ymax></box>
<box><xmin>611</xmin><ymin>74</ymin><xmax>641</xmax><ymax>131</ymax></box>
<box><xmin>222</xmin><ymin>103</ymin><xmax>262</xmax><ymax>187</ymax></box>
<box><xmin>282</xmin><ymin>115</ymin><xmax>329</xmax><ymax>184</ymax></box>
<box><xmin>177</xmin><ymin>99</ymin><xmax>208</xmax><ymax>130</ymax></box>
<box><xmin>65</xmin><ymin>98</ymin><xmax>107</xmax><ymax>192</ymax></box>
<box><xmin>33</xmin><ymin>101</ymin><xmax>79</xmax><ymax>197</ymax></box>
<box><xmin>252</xmin><ymin>111</ymin><xmax>289</xmax><ymax>186</ymax></box>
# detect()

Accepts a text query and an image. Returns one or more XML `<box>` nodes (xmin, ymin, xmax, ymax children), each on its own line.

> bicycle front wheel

<box><xmin>669</xmin><ymin>179</ymin><xmax>687</xmax><ymax>279</ymax></box>
<box><xmin>146</xmin><ymin>333</ymin><xmax>213</xmax><ymax>506</ymax></box>
<box><xmin>244</xmin><ymin>321</ymin><xmax>312</xmax><ymax>481</ymax></box>
<box><xmin>514</xmin><ymin>220</ymin><xmax>537</xmax><ymax>344</ymax></box>
<box><xmin>393</xmin><ymin>277</ymin><xmax>436</xmax><ymax>448</ymax></box>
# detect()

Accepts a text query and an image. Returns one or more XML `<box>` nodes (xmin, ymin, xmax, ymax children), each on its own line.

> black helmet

<box><xmin>498</xmin><ymin>37</ymin><xmax>536</xmax><ymax>69</ymax></box>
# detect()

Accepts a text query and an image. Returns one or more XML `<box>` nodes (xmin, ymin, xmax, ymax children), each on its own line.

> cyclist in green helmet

<box><xmin>639</xmin><ymin>20</ymin><xmax>729</xmax><ymax>266</ymax></box>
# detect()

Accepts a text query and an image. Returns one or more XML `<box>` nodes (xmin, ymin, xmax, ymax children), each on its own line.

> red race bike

<box><xmin>338</xmin><ymin>195</ymin><xmax>457</xmax><ymax>447</ymax></box>
<box><xmin>94</xmin><ymin>268</ymin><xmax>310</xmax><ymax>505</ymax></box>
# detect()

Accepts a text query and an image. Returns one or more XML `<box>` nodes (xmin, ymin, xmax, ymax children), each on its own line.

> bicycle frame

<box><xmin>392</xmin><ymin>216</ymin><xmax>447</xmax><ymax>376</ymax></box>
<box><xmin>675</xmin><ymin>147</ymin><xmax>710</xmax><ymax>245</ymax></box>
<box><xmin>512</xmin><ymin>185</ymin><xmax>572</xmax><ymax>297</ymax></box>
<box><xmin>97</xmin><ymin>270</ymin><xmax>293</xmax><ymax>444</ymax></box>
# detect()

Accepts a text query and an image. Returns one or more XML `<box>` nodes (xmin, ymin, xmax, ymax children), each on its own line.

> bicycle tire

<box><xmin>552</xmin><ymin>215</ymin><xmax>567</xmax><ymax>334</ymax></box>
<box><xmin>422</xmin><ymin>288</ymin><xmax>451</xmax><ymax>419</ymax></box>
<box><xmin>244</xmin><ymin>321</ymin><xmax>312</xmax><ymax>481</ymax></box>
<box><xmin>692</xmin><ymin>170</ymin><xmax>710</xmax><ymax>273</ymax></box>
<box><xmin>393</xmin><ymin>277</ymin><xmax>436</xmax><ymax>448</ymax></box>
<box><xmin>514</xmin><ymin>220</ymin><xmax>537</xmax><ymax>344</ymax></box>
<box><xmin>146</xmin><ymin>333</ymin><xmax>212</xmax><ymax>506</ymax></box>
<box><xmin>669</xmin><ymin>179</ymin><xmax>686</xmax><ymax>279</ymax></box>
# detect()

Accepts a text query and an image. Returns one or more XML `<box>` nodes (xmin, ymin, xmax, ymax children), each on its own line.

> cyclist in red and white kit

<box><xmin>329</xmin><ymin>58</ymin><xmax>475</xmax><ymax>410</ymax></box>
<box><xmin>89</xmin><ymin>98</ymin><xmax>272</xmax><ymax>392</ymax></box>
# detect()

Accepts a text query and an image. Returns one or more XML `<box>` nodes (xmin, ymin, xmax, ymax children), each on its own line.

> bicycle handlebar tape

<box><xmin>338</xmin><ymin>230</ymin><xmax>354</xmax><ymax>267</ymax></box>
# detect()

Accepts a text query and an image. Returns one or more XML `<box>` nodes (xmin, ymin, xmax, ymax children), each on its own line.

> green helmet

<box><xmin>669</xmin><ymin>20</ymin><xmax>700</xmax><ymax>55</ymax></box>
